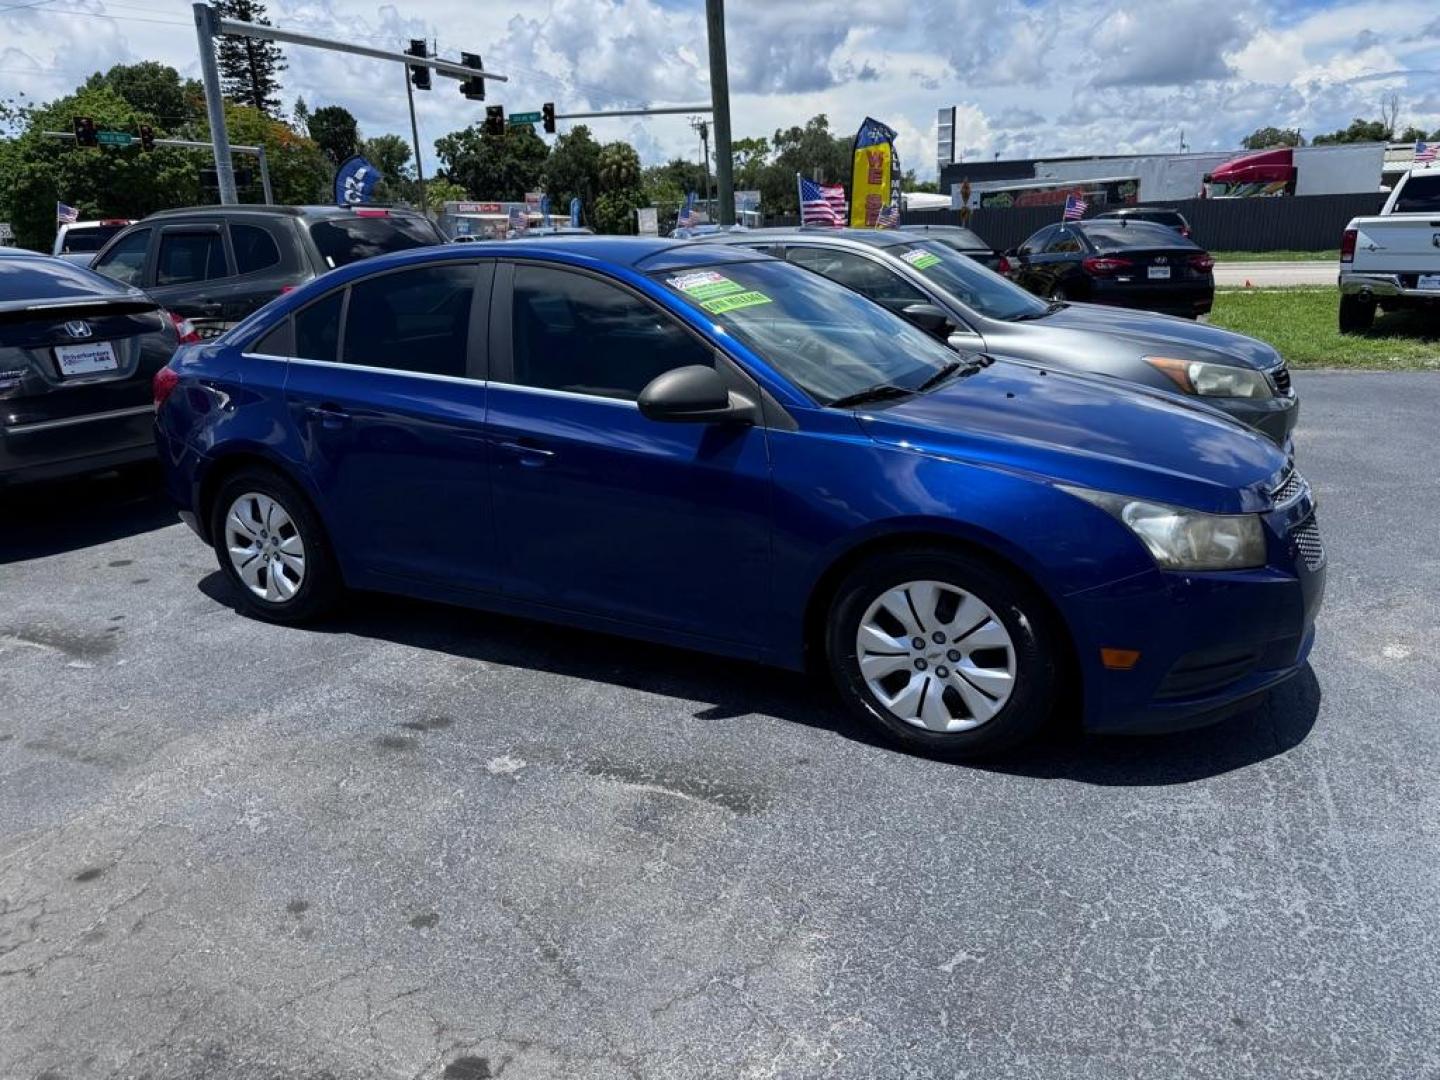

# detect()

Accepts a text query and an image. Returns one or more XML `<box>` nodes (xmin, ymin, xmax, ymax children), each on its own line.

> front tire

<box><xmin>826</xmin><ymin>548</ymin><xmax>1060</xmax><ymax>758</ymax></box>
<box><xmin>209</xmin><ymin>467</ymin><xmax>341</xmax><ymax>624</ymax></box>
<box><xmin>1339</xmin><ymin>294</ymin><xmax>1375</xmax><ymax>333</ymax></box>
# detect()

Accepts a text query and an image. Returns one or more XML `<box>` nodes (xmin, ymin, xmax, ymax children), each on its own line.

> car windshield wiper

<box><xmin>827</xmin><ymin>383</ymin><xmax>916</xmax><ymax>409</ymax></box>
<box><xmin>1010</xmin><ymin>301</ymin><xmax>1066</xmax><ymax>322</ymax></box>
<box><xmin>914</xmin><ymin>361</ymin><xmax>965</xmax><ymax>393</ymax></box>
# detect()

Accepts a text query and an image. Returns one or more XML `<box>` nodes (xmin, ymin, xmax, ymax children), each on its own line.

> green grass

<box><xmin>1207</xmin><ymin>288</ymin><xmax>1440</xmax><ymax>369</ymax></box>
<box><xmin>1211</xmin><ymin>250</ymin><xmax>1339</xmax><ymax>263</ymax></box>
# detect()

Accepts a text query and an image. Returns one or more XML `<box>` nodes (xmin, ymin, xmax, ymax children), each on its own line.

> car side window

<box><xmin>786</xmin><ymin>247</ymin><xmax>928</xmax><ymax>312</ymax></box>
<box><xmin>509</xmin><ymin>264</ymin><xmax>711</xmax><ymax>402</ymax></box>
<box><xmin>294</xmin><ymin>290</ymin><xmax>344</xmax><ymax>363</ymax></box>
<box><xmin>231</xmin><ymin>224</ymin><xmax>282</xmax><ymax>275</ymax></box>
<box><xmin>1018</xmin><ymin>227</ymin><xmax>1052</xmax><ymax>255</ymax></box>
<box><xmin>156</xmin><ymin>231</ymin><xmax>228</xmax><ymax>286</ymax></box>
<box><xmin>251</xmin><ymin>318</ymin><xmax>294</xmax><ymax>357</ymax></box>
<box><xmin>93</xmin><ymin>228</ymin><xmax>150</xmax><ymax>285</ymax></box>
<box><xmin>342</xmin><ymin>264</ymin><xmax>476</xmax><ymax>378</ymax></box>
<box><xmin>1045</xmin><ymin>229</ymin><xmax>1083</xmax><ymax>255</ymax></box>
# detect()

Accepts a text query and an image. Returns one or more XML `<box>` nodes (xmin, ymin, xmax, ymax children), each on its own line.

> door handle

<box><xmin>495</xmin><ymin>439</ymin><xmax>555</xmax><ymax>463</ymax></box>
<box><xmin>302</xmin><ymin>403</ymin><xmax>351</xmax><ymax>429</ymax></box>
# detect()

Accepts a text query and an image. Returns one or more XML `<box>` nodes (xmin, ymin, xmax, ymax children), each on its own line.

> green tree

<box><xmin>592</xmin><ymin>142</ymin><xmax>643</xmax><ymax>234</ymax></box>
<box><xmin>598</xmin><ymin>141</ymin><xmax>641</xmax><ymax>190</ymax></box>
<box><xmin>731</xmin><ymin>135</ymin><xmax>769</xmax><ymax>192</ymax></box>
<box><xmin>215</xmin><ymin>0</ymin><xmax>288</xmax><ymax>117</ymax></box>
<box><xmin>292</xmin><ymin>97</ymin><xmax>310</xmax><ymax>130</ymax></box>
<box><xmin>422</xmin><ymin>177</ymin><xmax>469</xmax><ymax>207</ymax></box>
<box><xmin>434</xmin><ymin>122</ymin><xmax>548</xmax><ymax>201</ymax></box>
<box><xmin>307</xmin><ymin>105</ymin><xmax>360</xmax><ymax>165</ymax></box>
<box><xmin>1312</xmin><ymin>118</ymin><xmax>1392</xmax><ymax>145</ymax></box>
<box><xmin>1241</xmin><ymin>126</ymin><xmax>1305</xmax><ymax>149</ymax></box>
<box><xmin>1398</xmin><ymin>125</ymin><xmax>1428</xmax><ymax>143</ymax></box>
<box><xmin>362</xmin><ymin>133</ymin><xmax>413</xmax><ymax>203</ymax></box>
<box><xmin>540</xmin><ymin>124</ymin><xmax>601</xmax><ymax>218</ymax></box>
<box><xmin>83</xmin><ymin>62</ymin><xmax>204</xmax><ymax>127</ymax></box>
<box><xmin>642</xmin><ymin>158</ymin><xmax>704</xmax><ymax>227</ymax></box>
<box><xmin>208</xmin><ymin>102</ymin><xmax>329</xmax><ymax>204</ymax></box>
<box><xmin>763</xmin><ymin>114</ymin><xmax>851</xmax><ymax>213</ymax></box>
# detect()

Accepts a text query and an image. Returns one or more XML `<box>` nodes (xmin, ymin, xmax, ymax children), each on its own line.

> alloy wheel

<box><xmin>224</xmin><ymin>491</ymin><xmax>306</xmax><ymax>603</ymax></box>
<box><xmin>855</xmin><ymin>579</ymin><xmax>1017</xmax><ymax>732</ymax></box>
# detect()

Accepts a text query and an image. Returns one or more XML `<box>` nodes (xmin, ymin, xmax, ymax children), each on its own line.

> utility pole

<box><xmin>690</xmin><ymin>116</ymin><xmax>711</xmax><ymax>215</ymax></box>
<box><xmin>404</xmin><ymin>64</ymin><xmax>427</xmax><ymax>214</ymax></box>
<box><xmin>193</xmin><ymin>4</ymin><xmax>237</xmax><ymax>205</ymax></box>
<box><xmin>704</xmin><ymin>0</ymin><xmax>734</xmax><ymax>225</ymax></box>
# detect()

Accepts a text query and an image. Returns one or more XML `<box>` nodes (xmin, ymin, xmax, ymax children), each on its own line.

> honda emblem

<box><xmin>63</xmin><ymin>320</ymin><xmax>92</xmax><ymax>339</ymax></box>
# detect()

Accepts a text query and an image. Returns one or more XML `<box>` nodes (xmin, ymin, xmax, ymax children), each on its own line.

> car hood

<box><xmin>1027</xmin><ymin>301</ymin><xmax>1280</xmax><ymax>369</ymax></box>
<box><xmin>858</xmin><ymin>360</ymin><xmax>1286</xmax><ymax>513</ymax></box>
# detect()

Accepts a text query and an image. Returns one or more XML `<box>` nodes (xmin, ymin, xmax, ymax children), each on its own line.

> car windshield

<box><xmin>0</xmin><ymin>256</ymin><xmax>120</xmax><ymax>301</ymax></box>
<box><xmin>888</xmin><ymin>240</ymin><xmax>1048</xmax><ymax>321</ymax></box>
<box><xmin>1393</xmin><ymin>174</ymin><xmax>1440</xmax><ymax>213</ymax></box>
<box><xmin>649</xmin><ymin>259</ymin><xmax>962</xmax><ymax>406</ymax></box>
<box><xmin>1081</xmin><ymin>221</ymin><xmax>1198</xmax><ymax>249</ymax></box>
<box><xmin>308</xmin><ymin>214</ymin><xmax>446</xmax><ymax>268</ymax></box>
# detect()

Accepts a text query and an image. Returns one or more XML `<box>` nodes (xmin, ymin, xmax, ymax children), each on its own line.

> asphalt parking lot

<box><xmin>2</xmin><ymin>371</ymin><xmax>1437</xmax><ymax>1080</ymax></box>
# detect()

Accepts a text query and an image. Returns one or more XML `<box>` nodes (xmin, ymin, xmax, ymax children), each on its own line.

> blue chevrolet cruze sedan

<box><xmin>153</xmin><ymin>238</ymin><xmax>1325</xmax><ymax>758</ymax></box>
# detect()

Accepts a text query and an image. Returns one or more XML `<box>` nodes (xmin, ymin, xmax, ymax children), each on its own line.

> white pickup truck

<box><xmin>1338</xmin><ymin>162</ymin><xmax>1440</xmax><ymax>331</ymax></box>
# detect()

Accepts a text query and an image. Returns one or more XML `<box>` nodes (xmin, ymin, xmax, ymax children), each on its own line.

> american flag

<box><xmin>56</xmin><ymin>201</ymin><xmax>79</xmax><ymax>224</ymax></box>
<box><xmin>1062</xmin><ymin>193</ymin><xmax>1088</xmax><ymax>221</ymax></box>
<box><xmin>798</xmin><ymin>175</ymin><xmax>846</xmax><ymax>226</ymax></box>
<box><xmin>676</xmin><ymin>191</ymin><xmax>698</xmax><ymax>230</ymax></box>
<box><xmin>875</xmin><ymin>203</ymin><xmax>901</xmax><ymax>229</ymax></box>
<box><xmin>1416</xmin><ymin>140</ymin><xmax>1438</xmax><ymax>164</ymax></box>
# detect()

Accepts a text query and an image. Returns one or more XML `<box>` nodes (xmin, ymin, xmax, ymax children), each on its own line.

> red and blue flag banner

<box><xmin>1062</xmin><ymin>193</ymin><xmax>1088</xmax><ymax>221</ymax></box>
<box><xmin>798</xmin><ymin>175</ymin><xmax>847</xmax><ymax>226</ymax></box>
<box><xmin>1416</xmin><ymin>140</ymin><xmax>1438</xmax><ymax>164</ymax></box>
<box><xmin>334</xmin><ymin>155</ymin><xmax>380</xmax><ymax>205</ymax></box>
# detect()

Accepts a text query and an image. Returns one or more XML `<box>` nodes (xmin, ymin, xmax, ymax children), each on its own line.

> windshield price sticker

<box><xmin>901</xmin><ymin>250</ymin><xmax>941</xmax><ymax>270</ymax></box>
<box><xmin>668</xmin><ymin>270</ymin><xmax>745</xmax><ymax>302</ymax></box>
<box><xmin>700</xmin><ymin>290</ymin><xmax>772</xmax><ymax>314</ymax></box>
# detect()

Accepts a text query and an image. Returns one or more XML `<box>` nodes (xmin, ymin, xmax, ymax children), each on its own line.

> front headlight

<box><xmin>1144</xmin><ymin>356</ymin><xmax>1272</xmax><ymax>399</ymax></box>
<box><xmin>1061</xmin><ymin>487</ymin><xmax>1266</xmax><ymax>570</ymax></box>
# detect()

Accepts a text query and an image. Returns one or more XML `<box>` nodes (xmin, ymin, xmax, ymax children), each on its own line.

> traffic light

<box><xmin>73</xmin><ymin>116</ymin><xmax>97</xmax><ymax>147</ymax></box>
<box><xmin>459</xmin><ymin>52</ymin><xmax>485</xmax><ymax>101</ymax></box>
<box><xmin>138</xmin><ymin>125</ymin><xmax>155</xmax><ymax>152</ymax></box>
<box><xmin>485</xmin><ymin>106</ymin><xmax>505</xmax><ymax>137</ymax></box>
<box><xmin>407</xmin><ymin>39</ymin><xmax>430</xmax><ymax>91</ymax></box>
<box><xmin>542</xmin><ymin>102</ymin><xmax>556</xmax><ymax>135</ymax></box>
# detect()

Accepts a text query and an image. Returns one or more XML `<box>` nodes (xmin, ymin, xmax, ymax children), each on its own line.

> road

<box><xmin>1213</xmin><ymin>260</ymin><xmax>1337</xmax><ymax>288</ymax></box>
<box><xmin>3</xmin><ymin>372</ymin><xmax>1438</xmax><ymax>1080</ymax></box>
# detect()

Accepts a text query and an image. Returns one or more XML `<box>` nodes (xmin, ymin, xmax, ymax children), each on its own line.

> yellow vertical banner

<box><xmin>849</xmin><ymin>117</ymin><xmax>900</xmax><ymax>228</ymax></box>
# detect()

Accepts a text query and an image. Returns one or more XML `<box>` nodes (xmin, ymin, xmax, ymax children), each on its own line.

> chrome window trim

<box><xmin>488</xmin><ymin>380</ymin><xmax>639</xmax><ymax>409</ymax></box>
<box><xmin>277</xmin><ymin>354</ymin><xmax>486</xmax><ymax>389</ymax></box>
<box><xmin>5</xmin><ymin>403</ymin><xmax>154</xmax><ymax>434</ymax></box>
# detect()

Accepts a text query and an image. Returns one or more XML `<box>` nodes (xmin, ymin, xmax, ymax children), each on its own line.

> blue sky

<box><xmin>2</xmin><ymin>0</ymin><xmax>1437</xmax><ymax>180</ymax></box>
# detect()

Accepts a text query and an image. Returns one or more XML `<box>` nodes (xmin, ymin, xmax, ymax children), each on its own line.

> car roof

<box><xmin>1094</xmin><ymin>207</ymin><xmax>1182</xmax><ymax>216</ymax></box>
<box><xmin>140</xmin><ymin>204</ymin><xmax>431</xmax><ymax>222</ymax></box>
<box><xmin>702</xmin><ymin>227</ymin><xmax>913</xmax><ymax>249</ymax></box>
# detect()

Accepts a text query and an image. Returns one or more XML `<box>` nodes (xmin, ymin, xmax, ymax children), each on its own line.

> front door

<box><xmin>280</xmin><ymin>261</ymin><xmax>500</xmax><ymax>592</ymax></box>
<box><xmin>485</xmin><ymin>262</ymin><xmax>773</xmax><ymax>648</ymax></box>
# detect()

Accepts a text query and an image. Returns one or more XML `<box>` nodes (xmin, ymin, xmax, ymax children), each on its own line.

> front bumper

<box><xmin>1339</xmin><ymin>270</ymin><xmax>1440</xmax><ymax>301</ymax></box>
<box><xmin>1064</xmin><ymin>512</ymin><xmax>1326</xmax><ymax>735</ymax></box>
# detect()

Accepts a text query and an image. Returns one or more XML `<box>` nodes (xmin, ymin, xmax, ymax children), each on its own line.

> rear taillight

<box><xmin>1082</xmin><ymin>256</ymin><xmax>1134</xmax><ymax>276</ymax></box>
<box><xmin>996</xmin><ymin>255</ymin><xmax>1012</xmax><ymax>275</ymax></box>
<box><xmin>166</xmin><ymin>310</ymin><xmax>202</xmax><ymax>344</ymax></box>
<box><xmin>1340</xmin><ymin>228</ymin><xmax>1357</xmax><ymax>263</ymax></box>
<box><xmin>1179</xmin><ymin>227</ymin><xmax>1192</xmax><ymax>238</ymax></box>
<box><xmin>153</xmin><ymin>366</ymin><xmax>180</xmax><ymax>408</ymax></box>
<box><xmin>1188</xmin><ymin>253</ymin><xmax>1214</xmax><ymax>272</ymax></box>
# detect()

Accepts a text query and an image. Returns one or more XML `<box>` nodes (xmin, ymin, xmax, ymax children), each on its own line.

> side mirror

<box><xmin>900</xmin><ymin>302</ymin><xmax>954</xmax><ymax>338</ymax></box>
<box><xmin>638</xmin><ymin>365</ymin><xmax>756</xmax><ymax>424</ymax></box>
<box><xmin>947</xmin><ymin>330</ymin><xmax>983</xmax><ymax>352</ymax></box>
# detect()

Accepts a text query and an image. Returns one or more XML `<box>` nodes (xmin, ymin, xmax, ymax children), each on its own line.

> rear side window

<box><xmin>1044</xmin><ymin>230</ymin><xmax>1083</xmax><ymax>254</ymax></box>
<box><xmin>93</xmin><ymin>228</ymin><xmax>150</xmax><ymax>286</ymax></box>
<box><xmin>308</xmin><ymin>215</ymin><xmax>444</xmax><ymax>268</ymax></box>
<box><xmin>231</xmin><ymin>224</ymin><xmax>282</xmax><ymax>275</ymax></box>
<box><xmin>156</xmin><ymin>232</ymin><xmax>228</xmax><ymax>285</ymax></box>
<box><xmin>1019</xmin><ymin>227</ymin><xmax>1053</xmax><ymax>255</ymax></box>
<box><xmin>294</xmin><ymin>290</ymin><xmax>344</xmax><ymax>363</ymax></box>
<box><xmin>1394</xmin><ymin>174</ymin><xmax>1440</xmax><ymax>214</ymax></box>
<box><xmin>786</xmin><ymin>247</ymin><xmax>928</xmax><ymax>311</ymax></box>
<box><xmin>342</xmin><ymin>264</ymin><xmax>476</xmax><ymax>377</ymax></box>
<box><xmin>60</xmin><ymin>224</ymin><xmax>127</xmax><ymax>253</ymax></box>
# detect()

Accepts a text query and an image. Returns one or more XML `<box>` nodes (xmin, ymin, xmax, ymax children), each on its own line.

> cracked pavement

<box><xmin>1</xmin><ymin>372</ymin><xmax>1437</xmax><ymax>1079</ymax></box>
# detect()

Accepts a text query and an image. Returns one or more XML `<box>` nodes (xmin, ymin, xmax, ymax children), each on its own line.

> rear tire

<box><xmin>1339</xmin><ymin>294</ymin><xmax>1375</xmax><ymax>333</ymax></box>
<box><xmin>209</xmin><ymin>467</ymin><xmax>341</xmax><ymax>624</ymax></box>
<box><xmin>825</xmin><ymin>548</ymin><xmax>1060</xmax><ymax>759</ymax></box>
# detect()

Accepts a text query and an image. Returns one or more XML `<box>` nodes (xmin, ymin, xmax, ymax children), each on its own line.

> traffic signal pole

<box><xmin>192</xmin><ymin>3</ymin><xmax>505</xmax><ymax>206</ymax></box>
<box><xmin>404</xmin><ymin>67</ymin><xmax>427</xmax><ymax>215</ymax></box>
<box><xmin>704</xmin><ymin>0</ymin><xmax>735</xmax><ymax>225</ymax></box>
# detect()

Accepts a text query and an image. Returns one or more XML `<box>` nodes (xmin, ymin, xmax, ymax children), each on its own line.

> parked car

<box><xmin>90</xmin><ymin>205</ymin><xmax>446</xmax><ymax>339</ymax></box>
<box><xmin>1090</xmin><ymin>207</ymin><xmax>1194</xmax><ymax>240</ymax></box>
<box><xmin>1</xmin><ymin>248</ymin><xmax>192</xmax><ymax>484</ymax></box>
<box><xmin>896</xmin><ymin>223</ymin><xmax>1004</xmax><ymax>270</ymax></box>
<box><xmin>1007</xmin><ymin>220</ymin><xmax>1215</xmax><ymax>318</ymax></box>
<box><xmin>1338</xmin><ymin>161</ymin><xmax>1440</xmax><ymax>331</ymax></box>
<box><xmin>697</xmin><ymin>229</ymin><xmax>1294</xmax><ymax>448</ymax></box>
<box><xmin>52</xmin><ymin>218</ymin><xmax>135</xmax><ymax>266</ymax></box>
<box><xmin>155</xmin><ymin>238</ymin><xmax>1323</xmax><ymax>758</ymax></box>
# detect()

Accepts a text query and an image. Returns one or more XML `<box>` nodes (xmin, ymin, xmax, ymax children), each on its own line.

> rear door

<box><xmin>147</xmin><ymin>223</ymin><xmax>234</xmax><ymax>336</ymax></box>
<box><xmin>1009</xmin><ymin>226</ymin><xmax>1055</xmax><ymax>293</ymax></box>
<box><xmin>278</xmin><ymin>260</ymin><xmax>499</xmax><ymax>592</ymax></box>
<box><xmin>216</xmin><ymin>220</ymin><xmax>298</xmax><ymax>322</ymax></box>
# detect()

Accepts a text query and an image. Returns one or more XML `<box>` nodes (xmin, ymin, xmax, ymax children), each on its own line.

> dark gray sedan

<box><xmin>1</xmin><ymin>249</ymin><xmax>183</xmax><ymax>484</ymax></box>
<box><xmin>697</xmin><ymin>228</ymin><xmax>1296</xmax><ymax>449</ymax></box>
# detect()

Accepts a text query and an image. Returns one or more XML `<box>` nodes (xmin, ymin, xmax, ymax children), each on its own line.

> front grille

<box><xmin>1292</xmin><ymin>515</ymin><xmax>1325</xmax><ymax>571</ymax></box>
<box><xmin>1270</xmin><ymin>364</ymin><xmax>1292</xmax><ymax>394</ymax></box>
<box><xmin>1271</xmin><ymin>467</ymin><xmax>1306</xmax><ymax>507</ymax></box>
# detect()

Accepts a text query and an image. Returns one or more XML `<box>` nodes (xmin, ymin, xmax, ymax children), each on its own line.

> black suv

<box><xmin>89</xmin><ymin>205</ymin><xmax>446</xmax><ymax>338</ymax></box>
